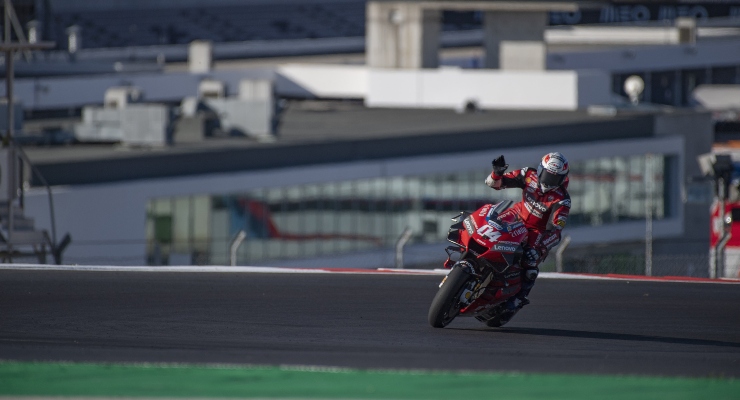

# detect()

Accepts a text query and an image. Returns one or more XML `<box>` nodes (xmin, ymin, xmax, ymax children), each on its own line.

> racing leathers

<box><xmin>485</xmin><ymin>166</ymin><xmax>571</xmax><ymax>304</ymax></box>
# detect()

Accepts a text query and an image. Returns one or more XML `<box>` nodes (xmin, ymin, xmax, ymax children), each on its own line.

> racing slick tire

<box><xmin>428</xmin><ymin>265</ymin><xmax>473</xmax><ymax>328</ymax></box>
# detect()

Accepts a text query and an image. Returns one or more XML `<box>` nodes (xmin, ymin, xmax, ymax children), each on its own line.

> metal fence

<box><xmin>540</xmin><ymin>253</ymin><xmax>713</xmax><ymax>278</ymax></box>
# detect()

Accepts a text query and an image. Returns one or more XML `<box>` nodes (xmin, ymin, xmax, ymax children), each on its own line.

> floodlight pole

<box><xmin>645</xmin><ymin>154</ymin><xmax>653</xmax><ymax>276</ymax></box>
<box><xmin>1</xmin><ymin>0</ymin><xmax>55</xmax><ymax>262</ymax></box>
<box><xmin>710</xmin><ymin>155</ymin><xmax>733</xmax><ymax>279</ymax></box>
<box><xmin>4</xmin><ymin>0</ymin><xmax>9</xmax><ymax>47</ymax></box>
<box><xmin>714</xmin><ymin>178</ymin><xmax>731</xmax><ymax>279</ymax></box>
<box><xmin>4</xmin><ymin>0</ymin><xmax>16</xmax><ymax>261</ymax></box>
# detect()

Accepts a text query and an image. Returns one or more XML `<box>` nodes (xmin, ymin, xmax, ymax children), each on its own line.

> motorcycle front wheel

<box><xmin>428</xmin><ymin>266</ymin><xmax>473</xmax><ymax>328</ymax></box>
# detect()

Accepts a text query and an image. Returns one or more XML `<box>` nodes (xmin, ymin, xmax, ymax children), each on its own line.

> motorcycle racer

<box><xmin>484</xmin><ymin>152</ymin><xmax>571</xmax><ymax>311</ymax></box>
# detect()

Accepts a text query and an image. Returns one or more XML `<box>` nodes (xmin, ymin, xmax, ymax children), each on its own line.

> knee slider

<box><xmin>524</xmin><ymin>269</ymin><xmax>538</xmax><ymax>281</ymax></box>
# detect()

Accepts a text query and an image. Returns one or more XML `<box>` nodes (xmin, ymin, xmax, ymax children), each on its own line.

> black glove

<box><xmin>491</xmin><ymin>155</ymin><xmax>508</xmax><ymax>177</ymax></box>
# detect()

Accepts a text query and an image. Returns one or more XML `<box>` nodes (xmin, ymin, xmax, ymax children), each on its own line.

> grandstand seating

<box><xmin>49</xmin><ymin>2</ymin><xmax>368</xmax><ymax>49</ymax></box>
<box><xmin>46</xmin><ymin>2</ymin><xmax>479</xmax><ymax>50</ymax></box>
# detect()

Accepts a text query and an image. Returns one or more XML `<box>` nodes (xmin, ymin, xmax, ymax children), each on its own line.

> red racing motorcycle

<box><xmin>428</xmin><ymin>200</ymin><xmax>528</xmax><ymax>328</ymax></box>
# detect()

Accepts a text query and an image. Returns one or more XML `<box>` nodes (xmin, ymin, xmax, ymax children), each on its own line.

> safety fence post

<box><xmin>555</xmin><ymin>235</ymin><xmax>571</xmax><ymax>273</ymax></box>
<box><xmin>230</xmin><ymin>230</ymin><xmax>247</xmax><ymax>266</ymax></box>
<box><xmin>395</xmin><ymin>227</ymin><xmax>413</xmax><ymax>269</ymax></box>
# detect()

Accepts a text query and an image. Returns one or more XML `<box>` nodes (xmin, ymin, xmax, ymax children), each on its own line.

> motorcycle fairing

<box><xmin>442</xmin><ymin>201</ymin><xmax>529</xmax><ymax>318</ymax></box>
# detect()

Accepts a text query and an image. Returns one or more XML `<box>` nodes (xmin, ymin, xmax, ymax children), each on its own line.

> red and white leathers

<box><xmin>485</xmin><ymin>167</ymin><xmax>571</xmax><ymax>271</ymax></box>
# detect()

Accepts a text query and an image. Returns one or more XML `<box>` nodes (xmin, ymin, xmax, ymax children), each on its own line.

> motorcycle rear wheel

<box><xmin>428</xmin><ymin>266</ymin><xmax>473</xmax><ymax>328</ymax></box>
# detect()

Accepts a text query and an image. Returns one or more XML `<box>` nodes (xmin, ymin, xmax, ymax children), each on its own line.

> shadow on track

<box><xmin>453</xmin><ymin>327</ymin><xmax>740</xmax><ymax>349</ymax></box>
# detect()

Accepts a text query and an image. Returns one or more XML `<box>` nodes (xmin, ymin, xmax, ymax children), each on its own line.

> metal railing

<box><xmin>9</xmin><ymin>142</ymin><xmax>69</xmax><ymax>264</ymax></box>
<box><xmin>15</xmin><ymin>143</ymin><xmax>57</xmax><ymax>245</ymax></box>
<box><xmin>553</xmin><ymin>254</ymin><xmax>713</xmax><ymax>277</ymax></box>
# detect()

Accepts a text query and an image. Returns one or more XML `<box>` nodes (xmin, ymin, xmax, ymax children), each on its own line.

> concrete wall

<box><xmin>365</xmin><ymin>68</ymin><xmax>612</xmax><ymax>110</ymax></box>
<box><xmin>3</xmin><ymin>69</ymin><xmax>273</xmax><ymax>111</ymax></box>
<box><xmin>5</xmin><ymin>65</ymin><xmax>615</xmax><ymax>112</ymax></box>
<box><xmin>277</xmin><ymin>64</ymin><xmax>367</xmax><ymax>98</ymax></box>
<box><xmin>366</xmin><ymin>2</ymin><xmax>440</xmax><ymax>69</ymax></box>
<box><xmin>548</xmin><ymin>37</ymin><xmax>740</xmax><ymax>72</ymax></box>
<box><xmin>484</xmin><ymin>11</ymin><xmax>547</xmax><ymax>70</ymax></box>
<box><xmin>5</xmin><ymin>37</ymin><xmax>739</xmax><ymax>112</ymax></box>
<box><xmin>547</xmin><ymin>26</ymin><xmax>687</xmax><ymax>45</ymax></box>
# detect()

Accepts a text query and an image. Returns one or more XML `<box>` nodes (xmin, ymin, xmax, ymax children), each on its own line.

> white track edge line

<box><xmin>0</xmin><ymin>264</ymin><xmax>738</xmax><ymax>283</ymax></box>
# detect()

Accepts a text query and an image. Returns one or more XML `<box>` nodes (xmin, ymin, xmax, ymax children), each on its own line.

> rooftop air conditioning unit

<box><xmin>104</xmin><ymin>86</ymin><xmax>142</xmax><ymax>109</ymax></box>
<box><xmin>198</xmin><ymin>79</ymin><xmax>225</xmax><ymax>99</ymax></box>
<box><xmin>189</xmin><ymin>40</ymin><xmax>212</xmax><ymax>74</ymax></box>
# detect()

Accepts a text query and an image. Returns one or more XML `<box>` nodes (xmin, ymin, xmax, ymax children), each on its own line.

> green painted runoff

<box><xmin>0</xmin><ymin>361</ymin><xmax>737</xmax><ymax>400</ymax></box>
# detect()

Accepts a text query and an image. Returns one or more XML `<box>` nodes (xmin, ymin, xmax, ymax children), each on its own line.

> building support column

<box><xmin>484</xmin><ymin>11</ymin><xmax>547</xmax><ymax>70</ymax></box>
<box><xmin>367</xmin><ymin>1</ymin><xmax>440</xmax><ymax>69</ymax></box>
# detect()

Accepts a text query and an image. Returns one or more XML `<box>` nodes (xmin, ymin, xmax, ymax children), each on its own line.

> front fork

<box><xmin>451</xmin><ymin>260</ymin><xmax>493</xmax><ymax>311</ymax></box>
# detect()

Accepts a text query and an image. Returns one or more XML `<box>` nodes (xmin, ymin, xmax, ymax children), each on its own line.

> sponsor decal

<box><xmin>497</xmin><ymin>241</ymin><xmax>520</xmax><ymax>246</ymax></box>
<box><xmin>526</xmin><ymin>195</ymin><xmax>548</xmax><ymax>213</ymax></box>
<box><xmin>504</xmin><ymin>271</ymin><xmax>520</xmax><ymax>279</ymax></box>
<box><xmin>493</xmin><ymin>244</ymin><xmax>518</xmax><ymax>253</ymax></box>
<box><xmin>546</xmin><ymin>238</ymin><xmax>559</xmax><ymax>248</ymax></box>
<box><xmin>524</xmin><ymin>202</ymin><xmax>543</xmax><ymax>218</ymax></box>
<box><xmin>511</xmin><ymin>226</ymin><xmax>527</xmax><ymax>237</ymax></box>
<box><xmin>559</xmin><ymin>199</ymin><xmax>571</xmax><ymax>207</ymax></box>
<box><xmin>543</xmin><ymin>234</ymin><xmax>559</xmax><ymax>246</ymax></box>
<box><xmin>556</xmin><ymin>219</ymin><xmax>566</xmax><ymax>228</ymax></box>
<box><xmin>463</xmin><ymin>219</ymin><xmax>475</xmax><ymax>234</ymax></box>
<box><xmin>550</xmin><ymin>153</ymin><xmax>567</xmax><ymax>163</ymax></box>
<box><xmin>535</xmin><ymin>233</ymin><xmax>543</xmax><ymax>245</ymax></box>
<box><xmin>487</xmin><ymin>220</ymin><xmax>503</xmax><ymax>230</ymax></box>
<box><xmin>525</xmin><ymin>177</ymin><xmax>532</xmax><ymax>184</ymax></box>
<box><xmin>479</xmin><ymin>205</ymin><xmax>491</xmax><ymax>217</ymax></box>
<box><xmin>547</xmin><ymin>196</ymin><xmax>553</xmax><ymax>202</ymax></box>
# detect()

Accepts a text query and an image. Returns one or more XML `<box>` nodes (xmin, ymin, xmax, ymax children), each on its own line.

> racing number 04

<box><xmin>476</xmin><ymin>224</ymin><xmax>501</xmax><ymax>243</ymax></box>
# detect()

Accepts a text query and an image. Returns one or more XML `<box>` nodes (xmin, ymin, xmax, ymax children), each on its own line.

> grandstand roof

<box><xmin>24</xmin><ymin>102</ymin><xmax>655</xmax><ymax>186</ymax></box>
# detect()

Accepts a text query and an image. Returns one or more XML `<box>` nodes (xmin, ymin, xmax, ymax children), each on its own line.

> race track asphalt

<box><xmin>0</xmin><ymin>270</ymin><xmax>739</xmax><ymax>377</ymax></box>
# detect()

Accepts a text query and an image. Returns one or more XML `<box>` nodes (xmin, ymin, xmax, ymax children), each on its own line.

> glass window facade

<box><xmin>146</xmin><ymin>154</ymin><xmax>668</xmax><ymax>265</ymax></box>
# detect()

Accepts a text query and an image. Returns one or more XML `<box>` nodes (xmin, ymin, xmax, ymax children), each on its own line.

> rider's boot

<box><xmin>504</xmin><ymin>269</ymin><xmax>537</xmax><ymax>311</ymax></box>
<box><xmin>504</xmin><ymin>293</ymin><xmax>528</xmax><ymax>312</ymax></box>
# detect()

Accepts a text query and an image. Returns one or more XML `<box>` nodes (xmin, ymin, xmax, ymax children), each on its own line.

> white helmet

<box><xmin>536</xmin><ymin>152</ymin><xmax>569</xmax><ymax>192</ymax></box>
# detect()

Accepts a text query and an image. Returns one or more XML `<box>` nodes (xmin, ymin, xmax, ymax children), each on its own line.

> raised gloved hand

<box><xmin>491</xmin><ymin>155</ymin><xmax>508</xmax><ymax>178</ymax></box>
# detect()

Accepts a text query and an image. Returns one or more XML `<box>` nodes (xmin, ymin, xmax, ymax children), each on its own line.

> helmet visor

<box><xmin>539</xmin><ymin>169</ymin><xmax>563</xmax><ymax>188</ymax></box>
